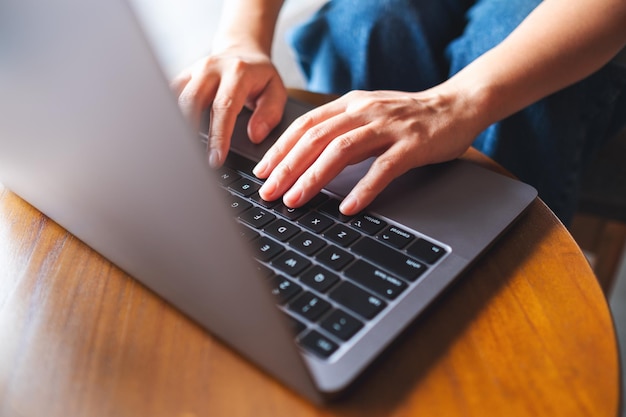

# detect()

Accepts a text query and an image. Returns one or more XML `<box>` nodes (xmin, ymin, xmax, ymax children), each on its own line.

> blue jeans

<box><xmin>287</xmin><ymin>0</ymin><xmax>626</xmax><ymax>224</ymax></box>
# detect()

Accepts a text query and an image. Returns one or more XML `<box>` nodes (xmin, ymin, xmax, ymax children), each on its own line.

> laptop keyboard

<box><xmin>218</xmin><ymin>152</ymin><xmax>449</xmax><ymax>359</ymax></box>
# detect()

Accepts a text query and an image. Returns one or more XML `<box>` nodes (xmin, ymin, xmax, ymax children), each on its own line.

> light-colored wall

<box><xmin>129</xmin><ymin>0</ymin><xmax>327</xmax><ymax>87</ymax></box>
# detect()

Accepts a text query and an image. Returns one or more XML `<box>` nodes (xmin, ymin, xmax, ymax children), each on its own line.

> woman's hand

<box><xmin>171</xmin><ymin>48</ymin><xmax>287</xmax><ymax>168</ymax></box>
<box><xmin>254</xmin><ymin>88</ymin><xmax>483</xmax><ymax>215</ymax></box>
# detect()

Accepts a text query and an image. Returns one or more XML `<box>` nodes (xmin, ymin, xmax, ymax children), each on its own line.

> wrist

<box><xmin>420</xmin><ymin>76</ymin><xmax>496</xmax><ymax>140</ymax></box>
<box><xmin>211</xmin><ymin>35</ymin><xmax>273</xmax><ymax>58</ymax></box>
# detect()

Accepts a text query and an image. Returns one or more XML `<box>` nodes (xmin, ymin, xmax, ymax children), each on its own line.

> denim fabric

<box><xmin>287</xmin><ymin>0</ymin><xmax>626</xmax><ymax>224</ymax></box>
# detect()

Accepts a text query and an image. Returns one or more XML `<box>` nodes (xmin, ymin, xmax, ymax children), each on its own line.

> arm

<box><xmin>212</xmin><ymin>0</ymin><xmax>284</xmax><ymax>58</ymax></box>
<box><xmin>446</xmin><ymin>0</ymin><xmax>626</xmax><ymax>132</ymax></box>
<box><xmin>255</xmin><ymin>0</ymin><xmax>626</xmax><ymax>215</ymax></box>
<box><xmin>172</xmin><ymin>0</ymin><xmax>286</xmax><ymax>167</ymax></box>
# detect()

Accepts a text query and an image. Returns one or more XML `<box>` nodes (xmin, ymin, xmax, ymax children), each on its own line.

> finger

<box><xmin>253</xmin><ymin>98</ymin><xmax>347</xmax><ymax>179</ymax></box>
<box><xmin>170</xmin><ymin>70</ymin><xmax>191</xmax><ymax>96</ymax></box>
<box><xmin>208</xmin><ymin>76</ymin><xmax>250</xmax><ymax>168</ymax></box>
<box><xmin>282</xmin><ymin>124</ymin><xmax>390</xmax><ymax>208</ymax></box>
<box><xmin>340</xmin><ymin>144</ymin><xmax>414</xmax><ymax>215</ymax></box>
<box><xmin>177</xmin><ymin>73</ymin><xmax>219</xmax><ymax>130</ymax></box>
<box><xmin>257</xmin><ymin>111</ymin><xmax>362</xmax><ymax>202</ymax></box>
<box><xmin>246</xmin><ymin>77</ymin><xmax>287</xmax><ymax>144</ymax></box>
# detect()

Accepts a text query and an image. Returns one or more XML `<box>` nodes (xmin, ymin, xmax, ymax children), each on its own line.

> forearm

<box><xmin>212</xmin><ymin>0</ymin><xmax>285</xmax><ymax>56</ymax></box>
<box><xmin>443</xmin><ymin>0</ymin><xmax>626</xmax><ymax>132</ymax></box>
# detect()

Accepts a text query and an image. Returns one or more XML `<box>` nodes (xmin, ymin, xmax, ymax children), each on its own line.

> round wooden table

<box><xmin>0</xmin><ymin>93</ymin><xmax>620</xmax><ymax>417</ymax></box>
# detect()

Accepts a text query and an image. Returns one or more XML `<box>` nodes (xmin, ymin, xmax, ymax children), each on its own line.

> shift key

<box><xmin>351</xmin><ymin>237</ymin><xmax>427</xmax><ymax>281</ymax></box>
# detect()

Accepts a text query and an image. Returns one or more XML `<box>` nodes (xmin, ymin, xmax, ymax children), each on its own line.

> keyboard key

<box><xmin>324</xmin><ymin>224</ymin><xmax>360</xmax><ymax>247</ymax></box>
<box><xmin>239</xmin><ymin>207</ymin><xmax>276</xmax><ymax>229</ymax></box>
<box><xmin>227</xmin><ymin>194</ymin><xmax>252</xmax><ymax>214</ymax></box>
<box><xmin>289</xmin><ymin>291</ymin><xmax>331</xmax><ymax>322</ymax></box>
<box><xmin>289</xmin><ymin>232</ymin><xmax>326</xmax><ymax>256</ymax></box>
<box><xmin>274</xmin><ymin>202</ymin><xmax>308</xmax><ymax>220</ymax></box>
<box><xmin>269</xmin><ymin>276</ymin><xmax>302</xmax><ymax>304</ymax></box>
<box><xmin>350</xmin><ymin>214</ymin><xmax>387</xmax><ymax>235</ymax></box>
<box><xmin>237</xmin><ymin>223</ymin><xmax>259</xmax><ymax>241</ymax></box>
<box><xmin>250</xmin><ymin>192</ymin><xmax>278</xmax><ymax>208</ymax></box>
<box><xmin>298</xmin><ymin>212</ymin><xmax>334</xmax><ymax>233</ymax></box>
<box><xmin>217</xmin><ymin>167</ymin><xmax>240</xmax><ymax>186</ymax></box>
<box><xmin>253</xmin><ymin>236</ymin><xmax>283</xmax><ymax>262</ymax></box>
<box><xmin>318</xmin><ymin>198</ymin><xmax>353</xmax><ymax>222</ymax></box>
<box><xmin>376</xmin><ymin>225</ymin><xmax>415</xmax><ymax>249</ymax></box>
<box><xmin>299</xmin><ymin>330</ymin><xmax>338</xmax><ymax>358</ymax></box>
<box><xmin>316</xmin><ymin>245</ymin><xmax>354</xmax><ymax>271</ymax></box>
<box><xmin>272</xmin><ymin>251</ymin><xmax>311</xmax><ymax>277</ymax></box>
<box><xmin>345</xmin><ymin>260</ymin><xmax>407</xmax><ymax>300</ymax></box>
<box><xmin>300</xmin><ymin>265</ymin><xmax>340</xmax><ymax>293</ymax></box>
<box><xmin>406</xmin><ymin>238</ymin><xmax>446</xmax><ymax>264</ymax></box>
<box><xmin>264</xmin><ymin>218</ymin><xmax>300</xmax><ymax>242</ymax></box>
<box><xmin>304</xmin><ymin>193</ymin><xmax>329</xmax><ymax>208</ymax></box>
<box><xmin>229</xmin><ymin>177</ymin><xmax>261</xmax><ymax>197</ymax></box>
<box><xmin>329</xmin><ymin>281</ymin><xmax>387</xmax><ymax>319</ymax></box>
<box><xmin>351</xmin><ymin>237</ymin><xmax>426</xmax><ymax>281</ymax></box>
<box><xmin>320</xmin><ymin>309</ymin><xmax>363</xmax><ymax>341</ymax></box>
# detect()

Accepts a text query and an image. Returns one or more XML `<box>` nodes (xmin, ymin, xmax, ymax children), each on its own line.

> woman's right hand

<box><xmin>171</xmin><ymin>47</ymin><xmax>287</xmax><ymax>168</ymax></box>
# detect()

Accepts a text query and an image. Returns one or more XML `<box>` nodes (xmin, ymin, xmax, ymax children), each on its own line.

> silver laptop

<box><xmin>0</xmin><ymin>0</ymin><xmax>537</xmax><ymax>402</ymax></box>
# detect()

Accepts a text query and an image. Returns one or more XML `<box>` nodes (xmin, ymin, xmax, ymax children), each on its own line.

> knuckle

<box><xmin>359</xmin><ymin>181</ymin><xmax>378</xmax><ymax>196</ymax></box>
<box><xmin>209</xmin><ymin>129</ymin><xmax>228</xmax><ymax>147</ymax></box>
<box><xmin>200</xmin><ymin>55</ymin><xmax>219</xmax><ymax>70</ymax></box>
<box><xmin>210</xmin><ymin>126</ymin><xmax>226</xmax><ymax>139</ymax></box>
<box><xmin>330</xmin><ymin>134</ymin><xmax>355</xmax><ymax>153</ymax></box>
<box><xmin>293</xmin><ymin>113</ymin><xmax>315</xmax><ymax>131</ymax></box>
<box><xmin>345</xmin><ymin>89</ymin><xmax>364</xmax><ymax>100</ymax></box>
<box><xmin>267</xmin><ymin>140</ymin><xmax>288</xmax><ymax>160</ymax></box>
<box><xmin>372</xmin><ymin>155</ymin><xmax>399</xmax><ymax>177</ymax></box>
<box><xmin>208</xmin><ymin>121</ymin><xmax>231</xmax><ymax>145</ymax></box>
<box><xmin>344</xmin><ymin>90</ymin><xmax>374</xmax><ymax>111</ymax></box>
<box><xmin>178</xmin><ymin>88</ymin><xmax>201</xmax><ymax>106</ymax></box>
<box><xmin>277</xmin><ymin>161</ymin><xmax>295</xmax><ymax>178</ymax></box>
<box><xmin>212</xmin><ymin>95</ymin><xmax>235</xmax><ymax>111</ymax></box>
<box><xmin>303</xmin><ymin>165</ymin><xmax>324</xmax><ymax>189</ymax></box>
<box><xmin>302</xmin><ymin>125</ymin><xmax>330</xmax><ymax>147</ymax></box>
<box><xmin>229</xmin><ymin>57</ymin><xmax>249</xmax><ymax>76</ymax></box>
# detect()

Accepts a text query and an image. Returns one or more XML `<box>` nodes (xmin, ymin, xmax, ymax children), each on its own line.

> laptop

<box><xmin>0</xmin><ymin>0</ymin><xmax>537</xmax><ymax>403</ymax></box>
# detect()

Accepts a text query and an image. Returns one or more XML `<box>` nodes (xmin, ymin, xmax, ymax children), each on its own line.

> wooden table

<box><xmin>0</xmin><ymin>101</ymin><xmax>621</xmax><ymax>416</ymax></box>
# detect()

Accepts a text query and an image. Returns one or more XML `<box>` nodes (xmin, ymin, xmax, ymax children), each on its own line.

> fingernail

<box><xmin>339</xmin><ymin>195</ymin><xmax>357</xmax><ymax>215</ymax></box>
<box><xmin>209</xmin><ymin>149</ymin><xmax>221</xmax><ymax>168</ymax></box>
<box><xmin>260</xmin><ymin>177</ymin><xmax>277</xmax><ymax>199</ymax></box>
<box><xmin>253</xmin><ymin>159</ymin><xmax>268</xmax><ymax>178</ymax></box>
<box><xmin>284</xmin><ymin>185</ymin><xmax>303</xmax><ymax>207</ymax></box>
